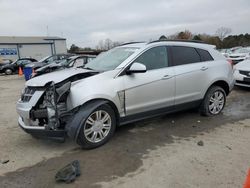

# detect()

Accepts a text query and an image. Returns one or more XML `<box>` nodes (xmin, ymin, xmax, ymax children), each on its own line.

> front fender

<box><xmin>65</xmin><ymin>100</ymin><xmax>108</xmax><ymax>141</ymax></box>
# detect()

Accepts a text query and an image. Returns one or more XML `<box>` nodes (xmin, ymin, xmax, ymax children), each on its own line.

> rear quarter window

<box><xmin>171</xmin><ymin>46</ymin><xmax>201</xmax><ymax>66</ymax></box>
<box><xmin>196</xmin><ymin>48</ymin><xmax>214</xmax><ymax>62</ymax></box>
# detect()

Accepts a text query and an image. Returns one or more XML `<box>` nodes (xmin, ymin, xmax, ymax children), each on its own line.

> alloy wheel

<box><xmin>208</xmin><ymin>90</ymin><xmax>225</xmax><ymax>114</ymax></box>
<box><xmin>83</xmin><ymin>110</ymin><xmax>112</xmax><ymax>143</ymax></box>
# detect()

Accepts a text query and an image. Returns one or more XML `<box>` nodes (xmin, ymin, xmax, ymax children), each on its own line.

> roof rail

<box><xmin>148</xmin><ymin>39</ymin><xmax>206</xmax><ymax>44</ymax></box>
<box><xmin>119</xmin><ymin>42</ymin><xmax>145</xmax><ymax>46</ymax></box>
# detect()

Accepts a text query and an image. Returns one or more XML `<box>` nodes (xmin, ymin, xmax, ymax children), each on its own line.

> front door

<box><xmin>123</xmin><ymin>46</ymin><xmax>175</xmax><ymax>115</ymax></box>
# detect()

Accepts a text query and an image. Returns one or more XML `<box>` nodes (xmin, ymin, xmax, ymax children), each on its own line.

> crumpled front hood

<box><xmin>235</xmin><ymin>60</ymin><xmax>250</xmax><ymax>71</ymax></box>
<box><xmin>26</xmin><ymin>68</ymin><xmax>94</xmax><ymax>87</ymax></box>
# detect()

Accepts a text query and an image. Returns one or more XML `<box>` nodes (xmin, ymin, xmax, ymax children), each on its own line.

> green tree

<box><xmin>68</xmin><ymin>44</ymin><xmax>80</xmax><ymax>53</ymax></box>
<box><xmin>159</xmin><ymin>35</ymin><xmax>167</xmax><ymax>40</ymax></box>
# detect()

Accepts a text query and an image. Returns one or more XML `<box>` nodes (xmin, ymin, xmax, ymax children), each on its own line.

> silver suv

<box><xmin>16</xmin><ymin>41</ymin><xmax>234</xmax><ymax>149</ymax></box>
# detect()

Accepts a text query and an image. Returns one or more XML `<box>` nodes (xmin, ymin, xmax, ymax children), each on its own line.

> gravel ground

<box><xmin>0</xmin><ymin>75</ymin><xmax>250</xmax><ymax>188</ymax></box>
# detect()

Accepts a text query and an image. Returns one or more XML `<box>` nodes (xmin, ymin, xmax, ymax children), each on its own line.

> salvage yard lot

<box><xmin>0</xmin><ymin>75</ymin><xmax>250</xmax><ymax>188</ymax></box>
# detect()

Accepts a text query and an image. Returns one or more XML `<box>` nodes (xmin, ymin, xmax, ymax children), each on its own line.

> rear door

<box><xmin>170</xmin><ymin>46</ymin><xmax>208</xmax><ymax>105</ymax></box>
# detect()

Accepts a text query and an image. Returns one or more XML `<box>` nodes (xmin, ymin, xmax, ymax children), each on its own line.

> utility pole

<box><xmin>46</xmin><ymin>25</ymin><xmax>49</xmax><ymax>36</ymax></box>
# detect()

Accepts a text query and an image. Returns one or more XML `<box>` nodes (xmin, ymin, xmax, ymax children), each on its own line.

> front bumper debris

<box><xmin>18</xmin><ymin>117</ymin><xmax>66</xmax><ymax>138</ymax></box>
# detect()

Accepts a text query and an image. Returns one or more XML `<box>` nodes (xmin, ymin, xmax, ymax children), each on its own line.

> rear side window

<box><xmin>196</xmin><ymin>48</ymin><xmax>214</xmax><ymax>61</ymax></box>
<box><xmin>171</xmin><ymin>46</ymin><xmax>201</xmax><ymax>66</ymax></box>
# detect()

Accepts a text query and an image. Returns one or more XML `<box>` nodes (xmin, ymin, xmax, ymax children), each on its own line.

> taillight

<box><xmin>227</xmin><ymin>59</ymin><xmax>233</xmax><ymax>69</ymax></box>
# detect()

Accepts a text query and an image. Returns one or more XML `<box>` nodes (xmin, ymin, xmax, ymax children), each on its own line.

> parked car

<box><xmin>16</xmin><ymin>40</ymin><xmax>234</xmax><ymax>149</ymax></box>
<box><xmin>26</xmin><ymin>54</ymin><xmax>73</xmax><ymax>70</ymax></box>
<box><xmin>0</xmin><ymin>59</ymin><xmax>13</xmax><ymax>69</ymax></box>
<box><xmin>219</xmin><ymin>48</ymin><xmax>232</xmax><ymax>58</ymax></box>
<box><xmin>227</xmin><ymin>47</ymin><xmax>250</xmax><ymax>64</ymax></box>
<box><xmin>32</xmin><ymin>55</ymin><xmax>96</xmax><ymax>77</ymax></box>
<box><xmin>0</xmin><ymin>58</ymin><xmax>13</xmax><ymax>64</ymax></box>
<box><xmin>234</xmin><ymin>60</ymin><xmax>250</xmax><ymax>87</ymax></box>
<box><xmin>0</xmin><ymin>58</ymin><xmax>37</xmax><ymax>75</ymax></box>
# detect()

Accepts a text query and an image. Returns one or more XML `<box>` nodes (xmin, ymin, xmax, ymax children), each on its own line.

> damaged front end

<box><xmin>29</xmin><ymin>81</ymin><xmax>72</xmax><ymax>134</ymax></box>
<box><xmin>17</xmin><ymin>81</ymin><xmax>76</xmax><ymax>139</ymax></box>
<box><xmin>17</xmin><ymin>70</ymin><xmax>100</xmax><ymax>139</ymax></box>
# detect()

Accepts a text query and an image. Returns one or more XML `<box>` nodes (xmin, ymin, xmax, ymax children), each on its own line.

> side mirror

<box><xmin>126</xmin><ymin>62</ymin><xmax>147</xmax><ymax>74</ymax></box>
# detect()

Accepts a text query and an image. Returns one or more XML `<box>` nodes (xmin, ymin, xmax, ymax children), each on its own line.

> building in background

<box><xmin>0</xmin><ymin>36</ymin><xmax>67</xmax><ymax>61</ymax></box>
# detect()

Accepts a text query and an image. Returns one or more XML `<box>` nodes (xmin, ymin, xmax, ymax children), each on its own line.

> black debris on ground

<box><xmin>197</xmin><ymin>140</ymin><xmax>204</xmax><ymax>146</ymax></box>
<box><xmin>1</xmin><ymin>160</ymin><xmax>9</xmax><ymax>164</ymax></box>
<box><xmin>226</xmin><ymin>146</ymin><xmax>232</xmax><ymax>150</ymax></box>
<box><xmin>55</xmin><ymin>160</ymin><xmax>81</xmax><ymax>184</ymax></box>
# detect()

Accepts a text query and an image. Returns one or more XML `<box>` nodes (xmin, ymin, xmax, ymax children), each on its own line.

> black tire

<box><xmin>76</xmin><ymin>104</ymin><xmax>116</xmax><ymax>149</ymax></box>
<box><xmin>200</xmin><ymin>86</ymin><xmax>226</xmax><ymax>116</ymax></box>
<box><xmin>4</xmin><ymin>68</ymin><xmax>13</xmax><ymax>75</ymax></box>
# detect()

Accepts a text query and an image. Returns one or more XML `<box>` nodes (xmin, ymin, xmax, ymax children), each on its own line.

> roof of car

<box><xmin>121</xmin><ymin>40</ymin><xmax>215</xmax><ymax>50</ymax></box>
<box><xmin>70</xmin><ymin>55</ymin><xmax>96</xmax><ymax>59</ymax></box>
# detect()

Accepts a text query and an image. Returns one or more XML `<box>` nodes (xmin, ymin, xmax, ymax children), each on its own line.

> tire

<box><xmin>4</xmin><ymin>69</ymin><xmax>13</xmax><ymax>75</ymax></box>
<box><xmin>76</xmin><ymin>104</ymin><xmax>116</xmax><ymax>149</ymax></box>
<box><xmin>200</xmin><ymin>86</ymin><xmax>226</xmax><ymax>116</ymax></box>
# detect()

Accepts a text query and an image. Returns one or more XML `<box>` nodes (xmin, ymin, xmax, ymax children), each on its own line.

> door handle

<box><xmin>162</xmin><ymin>75</ymin><xmax>173</xmax><ymax>80</ymax></box>
<box><xmin>200</xmin><ymin>66</ymin><xmax>208</xmax><ymax>71</ymax></box>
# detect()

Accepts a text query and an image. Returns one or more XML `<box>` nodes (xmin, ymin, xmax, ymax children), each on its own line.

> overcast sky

<box><xmin>0</xmin><ymin>0</ymin><xmax>250</xmax><ymax>48</ymax></box>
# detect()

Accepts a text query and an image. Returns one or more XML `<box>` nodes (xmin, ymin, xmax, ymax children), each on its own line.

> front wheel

<box><xmin>4</xmin><ymin>68</ymin><xmax>13</xmax><ymax>75</ymax></box>
<box><xmin>200</xmin><ymin>86</ymin><xmax>226</xmax><ymax>116</ymax></box>
<box><xmin>77</xmin><ymin>104</ymin><xmax>116</xmax><ymax>149</ymax></box>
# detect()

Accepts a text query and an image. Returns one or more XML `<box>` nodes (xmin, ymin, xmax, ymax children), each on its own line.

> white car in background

<box><xmin>219</xmin><ymin>49</ymin><xmax>232</xmax><ymax>58</ymax></box>
<box><xmin>234</xmin><ymin>60</ymin><xmax>250</xmax><ymax>87</ymax></box>
<box><xmin>227</xmin><ymin>48</ymin><xmax>250</xmax><ymax>65</ymax></box>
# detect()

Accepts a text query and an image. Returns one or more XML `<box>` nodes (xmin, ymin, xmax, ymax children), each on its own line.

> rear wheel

<box><xmin>200</xmin><ymin>86</ymin><xmax>226</xmax><ymax>116</ymax></box>
<box><xmin>4</xmin><ymin>68</ymin><xmax>13</xmax><ymax>75</ymax></box>
<box><xmin>77</xmin><ymin>104</ymin><xmax>116</xmax><ymax>149</ymax></box>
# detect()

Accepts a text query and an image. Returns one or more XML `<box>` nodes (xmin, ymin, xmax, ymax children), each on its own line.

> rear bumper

<box><xmin>18</xmin><ymin>116</ymin><xmax>66</xmax><ymax>138</ymax></box>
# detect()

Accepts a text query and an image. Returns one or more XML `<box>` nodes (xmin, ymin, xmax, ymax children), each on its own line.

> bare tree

<box><xmin>215</xmin><ymin>27</ymin><xmax>232</xmax><ymax>40</ymax></box>
<box><xmin>96</xmin><ymin>38</ymin><xmax>122</xmax><ymax>50</ymax></box>
<box><xmin>167</xmin><ymin>33</ymin><xmax>178</xmax><ymax>40</ymax></box>
<box><xmin>104</xmin><ymin>38</ymin><xmax>113</xmax><ymax>50</ymax></box>
<box><xmin>112</xmin><ymin>41</ymin><xmax>122</xmax><ymax>47</ymax></box>
<box><xmin>96</xmin><ymin>40</ymin><xmax>105</xmax><ymax>50</ymax></box>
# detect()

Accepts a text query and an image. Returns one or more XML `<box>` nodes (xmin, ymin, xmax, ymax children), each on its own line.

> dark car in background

<box><xmin>27</xmin><ymin>54</ymin><xmax>73</xmax><ymax>70</ymax></box>
<box><xmin>0</xmin><ymin>59</ymin><xmax>13</xmax><ymax>70</ymax></box>
<box><xmin>0</xmin><ymin>58</ymin><xmax>37</xmax><ymax>75</ymax></box>
<box><xmin>33</xmin><ymin>55</ymin><xmax>96</xmax><ymax>77</ymax></box>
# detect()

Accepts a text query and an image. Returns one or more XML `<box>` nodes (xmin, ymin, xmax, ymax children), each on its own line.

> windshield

<box><xmin>38</xmin><ymin>56</ymin><xmax>50</xmax><ymax>63</ymax></box>
<box><xmin>84</xmin><ymin>47</ymin><xmax>138</xmax><ymax>71</ymax></box>
<box><xmin>11</xmin><ymin>59</ymin><xmax>18</xmax><ymax>64</ymax></box>
<box><xmin>60</xmin><ymin>58</ymin><xmax>74</xmax><ymax>66</ymax></box>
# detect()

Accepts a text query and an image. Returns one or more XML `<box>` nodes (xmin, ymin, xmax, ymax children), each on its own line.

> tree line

<box><xmin>159</xmin><ymin>27</ymin><xmax>250</xmax><ymax>49</ymax></box>
<box><xmin>68</xmin><ymin>27</ymin><xmax>250</xmax><ymax>53</ymax></box>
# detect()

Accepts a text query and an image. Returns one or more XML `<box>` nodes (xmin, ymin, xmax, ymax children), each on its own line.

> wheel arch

<box><xmin>66</xmin><ymin>98</ymin><xmax>120</xmax><ymax>141</ymax></box>
<box><xmin>207</xmin><ymin>80</ymin><xmax>230</xmax><ymax>96</ymax></box>
<box><xmin>82</xmin><ymin>98</ymin><xmax>120</xmax><ymax>124</ymax></box>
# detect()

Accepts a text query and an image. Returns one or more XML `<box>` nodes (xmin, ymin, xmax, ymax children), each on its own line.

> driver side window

<box><xmin>134</xmin><ymin>46</ymin><xmax>168</xmax><ymax>70</ymax></box>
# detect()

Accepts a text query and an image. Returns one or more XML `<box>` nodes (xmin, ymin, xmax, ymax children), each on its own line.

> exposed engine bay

<box><xmin>27</xmin><ymin>72</ymin><xmax>99</xmax><ymax>131</ymax></box>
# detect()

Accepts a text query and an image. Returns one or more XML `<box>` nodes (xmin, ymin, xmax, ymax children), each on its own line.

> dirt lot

<box><xmin>0</xmin><ymin>75</ymin><xmax>250</xmax><ymax>188</ymax></box>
